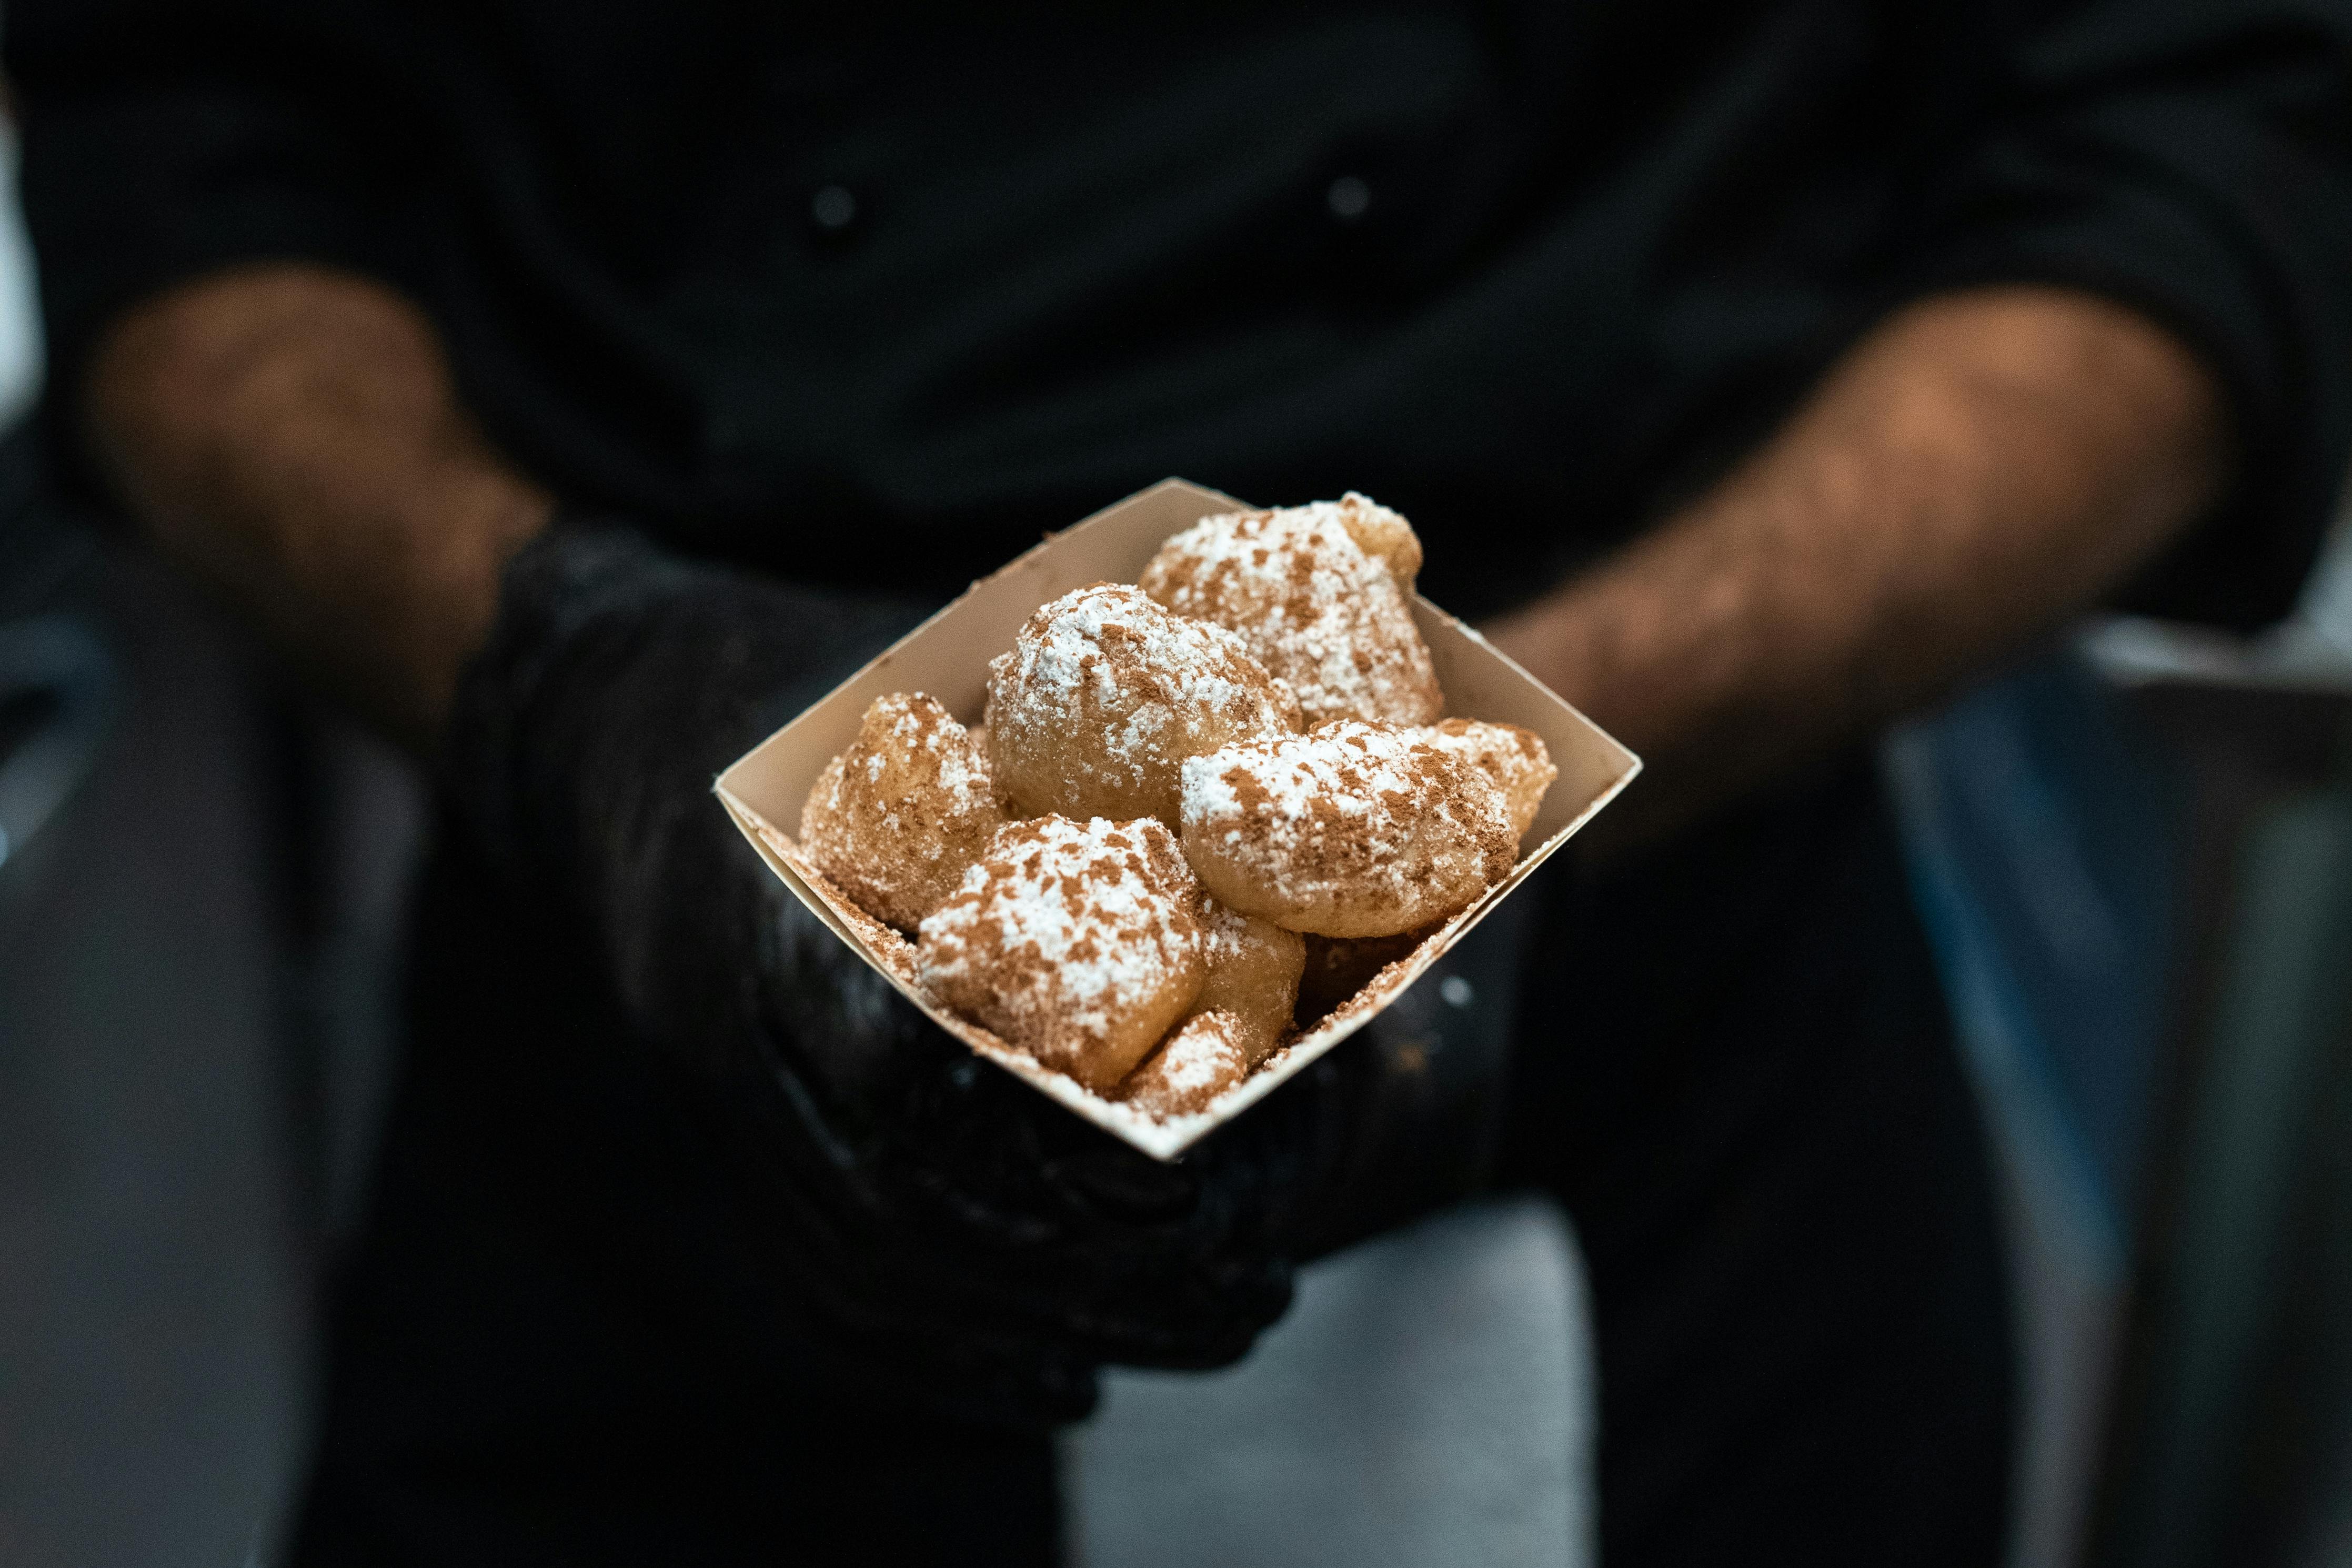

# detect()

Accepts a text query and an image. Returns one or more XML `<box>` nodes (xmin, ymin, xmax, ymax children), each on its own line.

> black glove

<box><xmin>441</xmin><ymin>518</ymin><xmax>1368</xmax><ymax>1428</ymax></box>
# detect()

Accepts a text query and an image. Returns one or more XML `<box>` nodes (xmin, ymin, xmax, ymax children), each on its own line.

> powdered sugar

<box><xmin>985</xmin><ymin>582</ymin><xmax>1301</xmax><ymax>825</ymax></box>
<box><xmin>1316</xmin><ymin>492</ymin><xmax>1422</xmax><ymax>585</ymax></box>
<box><xmin>1179</xmin><ymin>720</ymin><xmax>1517</xmax><ymax>937</ymax></box>
<box><xmin>1415</xmin><ymin>719</ymin><xmax>1557</xmax><ymax>839</ymax></box>
<box><xmin>916</xmin><ymin>815</ymin><xmax>1204</xmax><ymax>1091</ymax></box>
<box><xmin>1183</xmin><ymin>897</ymin><xmax>1305</xmax><ymax>1064</ymax></box>
<box><xmin>1119</xmin><ymin>1011</ymin><xmax>1250</xmax><ymax>1120</ymax></box>
<box><xmin>1139</xmin><ymin>497</ymin><xmax>1441</xmax><ymax>728</ymax></box>
<box><xmin>798</xmin><ymin>692</ymin><xmax>1008</xmax><ymax>931</ymax></box>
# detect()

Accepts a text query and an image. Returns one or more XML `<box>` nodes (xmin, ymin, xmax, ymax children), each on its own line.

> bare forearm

<box><xmin>85</xmin><ymin>264</ymin><xmax>552</xmax><ymax>751</ymax></box>
<box><xmin>1490</xmin><ymin>285</ymin><xmax>2226</xmax><ymax>845</ymax></box>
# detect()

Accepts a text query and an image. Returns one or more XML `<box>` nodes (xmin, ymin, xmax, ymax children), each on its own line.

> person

<box><xmin>11</xmin><ymin>2</ymin><xmax>2350</xmax><ymax>1562</ymax></box>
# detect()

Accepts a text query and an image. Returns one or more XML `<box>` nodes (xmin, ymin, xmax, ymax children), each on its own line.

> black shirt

<box><xmin>11</xmin><ymin>1</ymin><xmax>2352</xmax><ymax>626</ymax></box>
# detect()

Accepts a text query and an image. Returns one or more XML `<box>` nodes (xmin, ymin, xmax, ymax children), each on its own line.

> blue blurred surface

<box><xmin>1888</xmin><ymin>654</ymin><xmax>2188</xmax><ymax>1270</ymax></box>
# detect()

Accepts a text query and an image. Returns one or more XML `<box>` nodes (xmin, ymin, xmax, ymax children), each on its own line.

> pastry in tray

<box><xmin>1139</xmin><ymin>493</ymin><xmax>1440</xmax><ymax>728</ymax></box>
<box><xmin>796</xmin><ymin>495</ymin><xmax>1553</xmax><ymax>1122</ymax></box>
<box><xmin>916</xmin><ymin>814</ymin><xmax>1205</xmax><ymax>1095</ymax></box>
<box><xmin>798</xmin><ymin>691</ymin><xmax>1006</xmax><ymax>931</ymax></box>
<box><xmin>1178</xmin><ymin>719</ymin><xmax>1518</xmax><ymax>939</ymax></box>
<box><xmin>983</xmin><ymin>582</ymin><xmax>1299</xmax><ymax>827</ymax></box>
<box><xmin>1414</xmin><ymin>718</ymin><xmax>1560</xmax><ymax>840</ymax></box>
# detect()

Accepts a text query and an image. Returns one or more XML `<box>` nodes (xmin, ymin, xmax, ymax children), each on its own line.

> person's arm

<box><xmin>81</xmin><ymin>260</ymin><xmax>1335</xmax><ymax>1411</ymax></box>
<box><xmin>1488</xmin><ymin>284</ymin><xmax>2226</xmax><ymax>849</ymax></box>
<box><xmin>92</xmin><ymin>269</ymin><xmax>2224</xmax><ymax>846</ymax></box>
<box><xmin>84</xmin><ymin>262</ymin><xmax>551</xmax><ymax>752</ymax></box>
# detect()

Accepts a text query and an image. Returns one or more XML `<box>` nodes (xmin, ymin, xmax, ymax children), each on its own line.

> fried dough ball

<box><xmin>1139</xmin><ymin>496</ymin><xmax>1441</xmax><ymax>728</ymax></box>
<box><xmin>1417</xmin><ymin>719</ymin><xmax>1558</xmax><ymax>839</ymax></box>
<box><xmin>1185</xmin><ymin>896</ymin><xmax>1306</xmax><ymax>1066</ymax></box>
<box><xmin>1180</xmin><ymin>720</ymin><xmax>1517</xmax><ymax>938</ymax></box>
<box><xmin>984</xmin><ymin>583</ymin><xmax>1301</xmax><ymax>827</ymax></box>
<box><xmin>799</xmin><ymin>692</ymin><xmax>1009</xmax><ymax>931</ymax></box>
<box><xmin>1119</xmin><ymin>1012</ymin><xmax>1252</xmax><ymax>1121</ymax></box>
<box><xmin>1295</xmin><ymin>926</ymin><xmax>1438</xmax><ymax>1026</ymax></box>
<box><xmin>916</xmin><ymin>815</ymin><xmax>1205</xmax><ymax>1094</ymax></box>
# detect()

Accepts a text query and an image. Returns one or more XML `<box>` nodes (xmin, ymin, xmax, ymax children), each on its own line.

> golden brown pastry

<box><xmin>1328</xmin><ymin>490</ymin><xmax>1422</xmax><ymax>588</ymax></box>
<box><xmin>1139</xmin><ymin>496</ymin><xmax>1441</xmax><ymax>728</ymax></box>
<box><xmin>1180</xmin><ymin>720</ymin><xmax>1516</xmax><ymax>938</ymax></box>
<box><xmin>1417</xmin><ymin>719</ymin><xmax>1557</xmax><ymax>839</ymax></box>
<box><xmin>916</xmin><ymin>815</ymin><xmax>1205</xmax><ymax>1093</ymax></box>
<box><xmin>983</xmin><ymin>583</ymin><xmax>1301</xmax><ymax>827</ymax></box>
<box><xmin>1118</xmin><ymin>1012</ymin><xmax>1252</xmax><ymax>1121</ymax></box>
<box><xmin>1185</xmin><ymin>896</ymin><xmax>1306</xmax><ymax>1066</ymax></box>
<box><xmin>799</xmin><ymin>692</ymin><xmax>1009</xmax><ymax>930</ymax></box>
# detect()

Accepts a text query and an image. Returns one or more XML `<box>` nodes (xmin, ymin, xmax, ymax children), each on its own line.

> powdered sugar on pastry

<box><xmin>1321</xmin><ymin>491</ymin><xmax>1422</xmax><ymax>587</ymax></box>
<box><xmin>1184</xmin><ymin>896</ymin><xmax>1304</xmax><ymax>1064</ymax></box>
<box><xmin>985</xmin><ymin>582</ymin><xmax>1301</xmax><ymax>827</ymax></box>
<box><xmin>916</xmin><ymin>815</ymin><xmax>1205</xmax><ymax>1093</ymax></box>
<box><xmin>1180</xmin><ymin>720</ymin><xmax>1516</xmax><ymax>937</ymax></box>
<box><xmin>799</xmin><ymin>692</ymin><xmax>1008</xmax><ymax>930</ymax></box>
<box><xmin>1139</xmin><ymin>496</ymin><xmax>1441</xmax><ymax>728</ymax></box>
<box><xmin>1119</xmin><ymin>1011</ymin><xmax>1251</xmax><ymax>1121</ymax></box>
<box><xmin>1416</xmin><ymin>719</ymin><xmax>1558</xmax><ymax>839</ymax></box>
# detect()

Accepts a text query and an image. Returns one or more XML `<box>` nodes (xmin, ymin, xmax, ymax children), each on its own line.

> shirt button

<box><xmin>809</xmin><ymin>183</ymin><xmax>860</xmax><ymax>238</ymax></box>
<box><xmin>1325</xmin><ymin>174</ymin><xmax>1371</xmax><ymax>223</ymax></box>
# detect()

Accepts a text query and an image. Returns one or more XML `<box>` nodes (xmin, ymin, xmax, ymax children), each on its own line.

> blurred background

<box><xmin>4</xmin><ymin>67</ymin><xmax>2352</xmax><ymax>1568</ymax></box>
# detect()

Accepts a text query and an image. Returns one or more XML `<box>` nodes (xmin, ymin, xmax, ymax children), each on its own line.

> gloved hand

<box><xmin>440</xmin><ymin>518</ymin><xmax>1363</xmax><ymax>1427</ymax></box>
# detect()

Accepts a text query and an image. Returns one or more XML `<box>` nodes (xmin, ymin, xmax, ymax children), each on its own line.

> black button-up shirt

<box><xmin>11</xmin><ymin>1</ymin><xmax>2352</xmax><ymax>625</ymax></box>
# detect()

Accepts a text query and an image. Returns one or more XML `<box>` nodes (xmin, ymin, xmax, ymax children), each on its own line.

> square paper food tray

<box><xmin>715</xmin><ymin>479</ymin><xmax>1640</xmax><ymax>1160</ymax></box>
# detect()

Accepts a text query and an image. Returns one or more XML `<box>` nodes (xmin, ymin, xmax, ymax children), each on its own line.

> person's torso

<box><xmin>378</xmin><ymin>0</ymin><xmax>1994</xmax><ymax>612</ymax></box>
